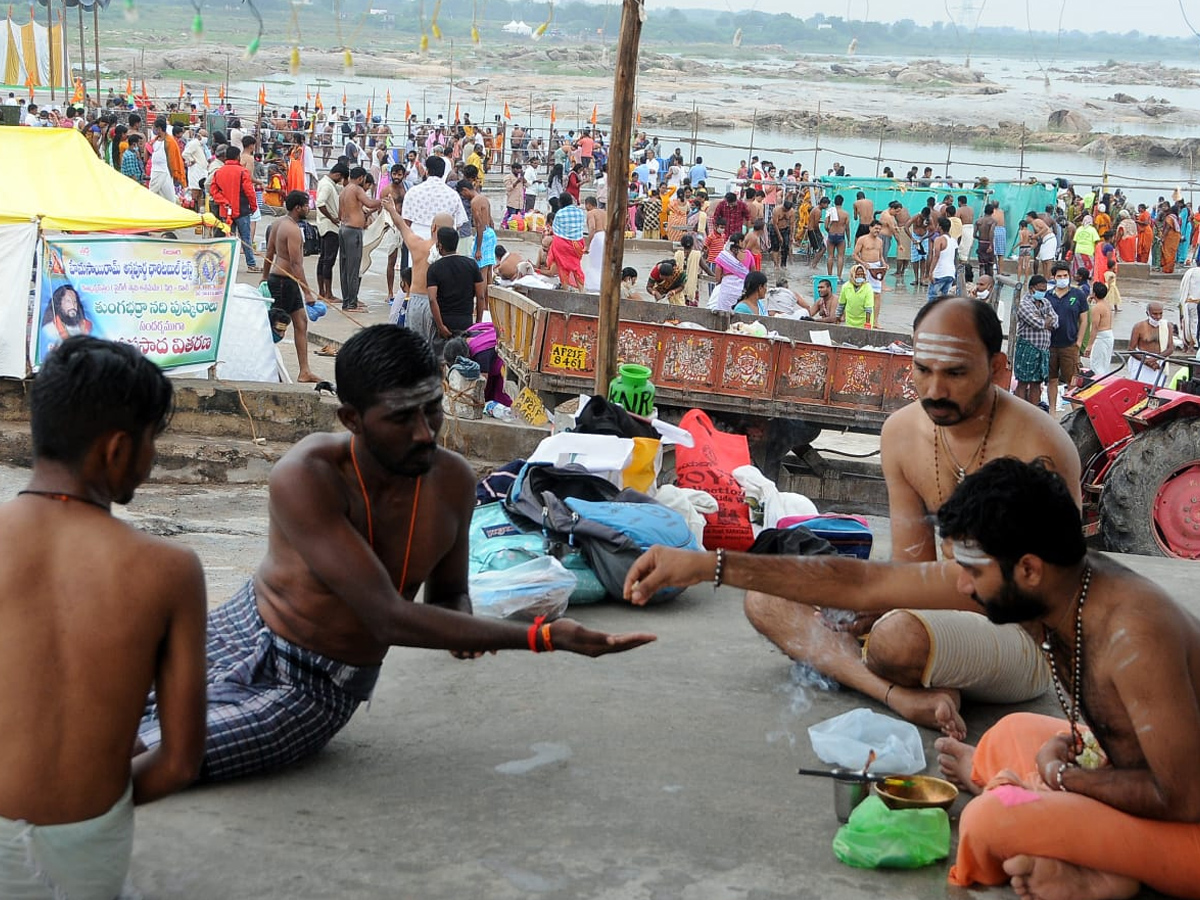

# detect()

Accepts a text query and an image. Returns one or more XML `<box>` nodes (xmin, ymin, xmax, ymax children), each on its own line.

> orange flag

<box><xmin>342</xmin><ymin>89</ymin><xmax>348</xmax><ymax>107</ymax></box>
<box><xmin>258</xmin><ymin>84</ymin><xmax>266</xmax><ymax>107</ymax></box>
<box><xmin>72</xmin><ymin>78</ymin><xmax>84</xmax><ymax>103</ymax></box>
<box><xmin>405</xmin><ymin>100</ymin><xmax>412</xmax><ymax>119</ymax></box>
<box><xmin>454</xmin><ymin>103</ymin><xmax>460</xmax><ymax>124</ymax></box>
<box><xmin>178</xmin><ymin>81</ymin><xmax>185</xmax><ymax>100</ymax></box>
<box><xmin>366</xmin><ymin>101</ymin><xmax>373</xmax><ymax>121</ymax></box>
<box><xmin>549</xmin><ymin>104</ymin><xmax>556</xmax><ymax>125</ymax></box>
<box><xmin>386</xmin><ymin>89</ymin><xmax>391</xmax><ymax>104</ymax></box>
<box><xmin>314</xmin><ymin>90</ymin><xmax>323</xmax><ymax>110</ymax></box>
<box><xmin>306</xmin><ymin>88</ymin><xmax>311</xmax><ymax>102</ymax></box>
<box><xmin>125</xmin><ymin>78</ymin><xmax>132</xmax><ymax>96</ymax></box>
<box><xmin>503</xmin><ymin>101</ymin><xmax>511</xmax><ymax>120</ymax></box>
<box><xmin>203</xmin><ymin>88</ymin><xmax>211</xmax><ymax>108</ymax></box>
<box><xmin>141</xmin><ymin>79</ymin><xmax>148</xmax><ymax>100</ymax></box>
<box><xmin>25</xmin><ymin>73</ymin><xmax>34</xmax><ymax>101</ymax></box>
<box><xmin>590</xmin><ymin>104</ymin><xmax>598</xmax><ymax>125</ymax></box>
<box><xmin>636</xmin><ymin>109</ymin><xmax>641</xmax><ymax>126</ymax></box>
<box><xmin>218</xmin><ymin>84</ymin><xmax>225</xmax><ymax>101</ymax></box>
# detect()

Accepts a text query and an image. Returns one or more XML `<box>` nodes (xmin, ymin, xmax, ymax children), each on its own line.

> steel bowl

<box><xmin>873</xmin><ymin>775</ymin><xmax>959</xmax><ymax>811</ymax></box>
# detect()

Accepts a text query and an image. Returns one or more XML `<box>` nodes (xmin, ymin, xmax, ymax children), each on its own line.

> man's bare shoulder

<box><xmin>881</xmin><ymin>401</ymin><xmax>928</xmax><ymax>447</ymax></box>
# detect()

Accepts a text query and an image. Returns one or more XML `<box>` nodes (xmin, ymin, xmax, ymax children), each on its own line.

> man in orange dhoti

<box><xmin>933</xmin><ymin>459</ymin><xmax>1200</xmax><ymax>900</ymax></box>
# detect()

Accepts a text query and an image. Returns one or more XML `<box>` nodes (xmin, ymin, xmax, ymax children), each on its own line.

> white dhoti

<box><xmin>1036</xmin><ymin>234</ymin><xmax>1058</xmax><ymax>262</ymax></box>
<box><xmin>1089</xmin><ymin>329</ymin><xmax>1114</xmax><ymax>375</ymax></box>
<box><xmin>958</xmin><ymin>223</ymin><xmax>975</xmax><ymax>261</ymax></box>
<box><xmin>583</xmin><ymin>232</ymin><xmax>605</xmax><ymax>293</ymax></box>
<box><xmin>0</xmin><ymin>784</ymin><xmax>133</xmax><ymax>900</ymax></box>
<box><xmin>149</xmin><ymin>169</ymin><xmax>176</xmax><ymax>203</ymax></box>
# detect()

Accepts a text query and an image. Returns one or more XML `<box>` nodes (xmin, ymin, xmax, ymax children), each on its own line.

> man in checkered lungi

<box><xmin>136</xmin><ymin>326</ymin><xmax>655</xmax><ymax>783</ymax></box>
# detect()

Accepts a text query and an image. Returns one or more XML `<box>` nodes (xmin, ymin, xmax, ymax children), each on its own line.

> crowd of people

<box><xmin>5</xmin><ymin>84</ymin><xmax>1200</xmax><ymax>900</ymax></box>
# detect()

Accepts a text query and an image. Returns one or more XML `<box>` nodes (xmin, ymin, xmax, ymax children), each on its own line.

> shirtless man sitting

<box><xmin>934</xmin><ymin>459</ymin><xmax>1200</xmax><ymax>900</ymax></box>
<box><xmin>809</xmin><ymin>277</ymin><xmax>838</xmax><ymax>323</ymax></box>
<box><xmin>136</xmin><ymin>327</ymin><xmax>654</xmax><ymax>782</ymax></box>
<box><xmin>623</xmin><ymin>298</ymin><xmax>1082</xmax><ymax>735</ymax></box>
<box><xmin>494</xmin><ymin>245</ymin><xmax>535</xmax><ymax>281</ymax></box>
<box><xmin>1126</xmin><ymin>300</ymin><xmax>1178</xmax><ymax>386</ymax></box>
<box><xmin>262</xmin><ymin>190</ymin><xmax>320</xmax><ymax>383</ymax></box>
<box><xmin>1</xmin><ymin>338</ymin><xmax>205</xmax><ymax>895</ymax></box>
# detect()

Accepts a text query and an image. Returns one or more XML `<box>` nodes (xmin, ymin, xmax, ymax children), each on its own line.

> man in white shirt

<box><xmin>315</xmin><ymin>162</ymin><xmax>348</xmax><ymax>303</ymax></box>
<box><xmin>147</xmin><ymin>117</ymin><xmax>177</xmax><ymax>203</ymax></box>
<box><xmin>646</xmin><ymin>154</ymin><xmax>659</xmax><ymax>191</ymax></box>
<box><xmin>402</xmin><ymin>155</ymin><xmax>469</xmax><ymax>236</ymax></box>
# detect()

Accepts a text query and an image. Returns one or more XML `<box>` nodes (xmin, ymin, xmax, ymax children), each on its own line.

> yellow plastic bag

<box><xmin>622</xmin><ymin>437</ymin><xmax>662</xmax><ymax>494</ymax></box>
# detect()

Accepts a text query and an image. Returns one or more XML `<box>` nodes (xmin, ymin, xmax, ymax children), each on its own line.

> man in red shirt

<box><xmin>209</xmin><ymin>145</ymin><xmax>260</xmax><ymax>271</ymax></box>
<box><xmin>711</xmin><ymin>191</ymin><xmax>750</xmax><ymax>241</ymax></box>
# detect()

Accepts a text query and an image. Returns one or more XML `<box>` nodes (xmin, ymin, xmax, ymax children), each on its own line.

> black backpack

<box><xmin>300</xmin><ymin>220</ymin><xmax>320</xmax><ymax>256</ymax></box>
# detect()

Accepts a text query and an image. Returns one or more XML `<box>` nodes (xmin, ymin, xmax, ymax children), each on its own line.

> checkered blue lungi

<box><xmin>138</xmin><ymin>580</ymin><xmax>381</xmax><ymax>782</ymax></box>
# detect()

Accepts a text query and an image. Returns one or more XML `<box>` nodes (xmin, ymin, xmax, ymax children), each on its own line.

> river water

<box><xmin>232</xmin><ymin>52</ymin><xmax>1200</xmax><ymax>209</ymax></box>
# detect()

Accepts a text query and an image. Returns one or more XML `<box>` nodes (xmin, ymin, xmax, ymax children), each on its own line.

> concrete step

<box><xmin>0</xmin><ymin>378</ymin><xmax>341</xmax><ymax>445</ymax></box>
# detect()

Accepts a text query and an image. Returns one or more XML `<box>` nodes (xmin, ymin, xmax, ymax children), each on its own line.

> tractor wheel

<box><xmin>1098</xmin><ymin>418</ymin><xmax>1200</xmax><ymax>559</ymax></box>
<box><xmin>1061</xmin><ymin>408</ymin><xmax>1101</xmax><ymax>472</ymax></box>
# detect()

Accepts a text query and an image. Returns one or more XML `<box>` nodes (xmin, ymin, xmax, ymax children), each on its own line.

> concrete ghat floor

<box><xmin>0</xmin><ymin>467</ymin><xmax>1186</xmax><ymax>900</ymax></box>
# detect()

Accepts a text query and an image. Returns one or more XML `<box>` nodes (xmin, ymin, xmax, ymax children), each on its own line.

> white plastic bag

<box><xmin>808</xmin><ymin>708</ymin><xmax>927</xmax><ymax>775</ymax></box>
<box><xmin>655</xmin><ymin>484</ymin><xmax>719</xmax><ymax>546</ymax></box>
<box><xmin>733</xmin><ymin>464</ymin><xmax>819</xmax><ymax>528</ymax></box>
<box><xmin>469</xmin><ymin>556</ymin><xmax>575</xmax><ymax>621</ymax></box>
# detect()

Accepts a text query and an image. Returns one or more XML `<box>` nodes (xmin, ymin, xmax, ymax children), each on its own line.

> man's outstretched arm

<box><xmin>623</xmin><ymin>546</ymin><xmax>970</xmax><ymax>613</ymax></box>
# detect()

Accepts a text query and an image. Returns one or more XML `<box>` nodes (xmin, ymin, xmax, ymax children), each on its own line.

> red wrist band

<box><xmin>528</xmin><ymin>615</ymin><xmax>546</xmax><ymax>652</ymax></box>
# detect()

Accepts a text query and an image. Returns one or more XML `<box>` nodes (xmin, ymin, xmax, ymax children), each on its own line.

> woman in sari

<box><xmin>1136</xmin><ymin>207</ymin><xmax>1154</xmax><ymax>262</ymax></box>
<box><xmin>1177</xmin><ymin>202</ymin><xmax>1193</xmax><ymax>267</ymax></box>
<box><xmin>1116</xmin><ymin>210</ymin><xmax>1138</xmax><ymax>262</ymax></box>
<box><xmin>285</xmin><ymin>143</ymin><xmax>306</xmax><ymax>194</ymax></box>
<box><xmin>710</xmin><ymin>232</ymin><xmax>752</xmax><ymax>312</ymax></box>
<box><xmin>1160</xmin><ymin>205</ymin><xmax>1181</xmax><ymax>274</ymax></box>
<box><xmin>666</xmin><ymin>188</ymin><xmax>689</xmax><ymax>243</ymax></box>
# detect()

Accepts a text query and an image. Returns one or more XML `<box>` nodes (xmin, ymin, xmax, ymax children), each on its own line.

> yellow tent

<box><xmin>0</xmin><ymin>128</ymin><xmax>205</xmax><ymax>232</ymax></box>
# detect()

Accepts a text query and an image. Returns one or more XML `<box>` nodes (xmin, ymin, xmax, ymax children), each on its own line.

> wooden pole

<box><xmin>77</xmin><ymin>1</ymin><xmax>85</xmax><ymax>104</ymax></box>
<box><xmin>944</xmin><ymin>135</ymin><xmax>953</xmax><ymax>181</ymax></box>
<box><xmin>447</xmin><ymin>39</ymin><xmax>454</xmax><ymax>124</ymax></box>
<box><xmin>224</xmin><ymin>54</ymin><xmax>230</xmax><ymax>109</ymax></box>
<box><xmin>813</xmin><ymin>100</ymin><xmax>821</xmax><ymax>178</ymax></box>
<box><xmin>747</xmin><ymin>107</ymin><xmax>756</xmax><ymax>167</ymax></box>
<box><xmin>92</xmin><ymin>3</ymin><xmax>100</xmax><ymax>107</ymax></box>
<box><xmin>875</xmin><ymin>123</ymin><xmax>884</xmax><ymax>177</ymax></box>
<box><xmin>596</xmin><ymin>0</ymin><xmax>643</xmax><ymax>396</ymax></box>
<box><xmin>690</xmin><ymin>98</ymin><xmax>697</xmax><ymax>164</ymax></box>
<box><xmin>1018</xmin><ymin>122</ymin><xmax>1026</xmax><ymax>181</ymax></box>
<box><xmin>481</xmin><ymin>85</ymin><xmax>488</xmax><ymax>124</ymax></box>
<box><xmin>47</xmin><ymin>1</ymin><xmax>56</xmax><ymax>101</ymax></box>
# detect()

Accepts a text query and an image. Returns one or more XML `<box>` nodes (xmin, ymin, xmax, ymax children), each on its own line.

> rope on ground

<box><xmin>234</xmin><ymin>385</ymin><xmax>273</xmax><ymax>457</ymax></box>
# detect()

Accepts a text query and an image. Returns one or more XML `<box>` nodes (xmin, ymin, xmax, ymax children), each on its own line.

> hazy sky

<box><xmin>645</xmin><ymin>0</ymin><xmax>1199</xmax><ymax>40</ymax></box>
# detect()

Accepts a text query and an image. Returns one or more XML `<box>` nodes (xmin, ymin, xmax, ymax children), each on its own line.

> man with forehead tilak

<box><xmin>624</xmin><ymin>298</ymin><xmax>1081</xmax><ymax>736</ymax></box>
<box><xmin>137</xmin><ymin>326</ymin><xmax>654</xmax><ymax>783</ymax></box>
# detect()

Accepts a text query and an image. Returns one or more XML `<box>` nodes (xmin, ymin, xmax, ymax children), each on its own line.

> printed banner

<box><xmin>32</xmin><ymin>236</ymin><xmax>237</xmax><ymax>370</ymax></box>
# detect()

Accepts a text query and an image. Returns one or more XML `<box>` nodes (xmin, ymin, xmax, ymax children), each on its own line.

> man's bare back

<box><xmin>853</xmin><ymin>197</ymin><xmax>874</xmax><ymax>225</ymax></box>
<box><xmin>255</xmin><ymin>432</ymin><xmax>475</xmax><ymax>666</ymax></box>
<box><xmin>0</xmin><ymin>502</ymin><xmax>205</xmax><ymax>823</ymax></box>
<box><xmin>497</xmin><ymin>249</ymin><xmax>527</xmax><ymax>280</ymax></box>
<box><xmin>586</xmin><ymin>206</ymin><xmax>605</xmax><ymax>236</ymax></box>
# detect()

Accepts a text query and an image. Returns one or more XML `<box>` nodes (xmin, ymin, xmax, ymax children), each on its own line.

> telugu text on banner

<box><xmin>31</xmin><ymin>236</ymin><xmax>237</xmax><ymax>370</ymax></box>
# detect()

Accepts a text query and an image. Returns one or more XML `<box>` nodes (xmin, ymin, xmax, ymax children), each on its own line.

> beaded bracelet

<box><xmin>713</xmin><ymin>548</ymin><xmax>726</xmax><ymax>588</ymax></box>
<box><xmin>1054</xmin><ymin>761</ymin><xmax>1075</xmax><ymax>792</ymax></box>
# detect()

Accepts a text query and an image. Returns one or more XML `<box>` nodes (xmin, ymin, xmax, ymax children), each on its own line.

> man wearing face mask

<box><xmin>1014</xmin><ymin>275</ymin><xmax>1058</xmax><ymax>407</ymax></box>
<box><xmin>1127</xmin><ymin>301</ymin><xmax>1178</xmax><ymax>386</ymax></box>
<box><xmin>967</xmin><ymin>274</ymin><xmax>995</xmax><ymax>309</ymax></box>
<box><xmin>1045</xmin><ymin>262</ymin><xmax>1091</xmax><ymax>412</ymax></box>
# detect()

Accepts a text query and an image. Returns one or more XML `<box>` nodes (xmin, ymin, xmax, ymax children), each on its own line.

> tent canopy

<box><xmin>0</xmin><ymin>128</ymin><xmax>204</xmax><ymax>232</ymax></box>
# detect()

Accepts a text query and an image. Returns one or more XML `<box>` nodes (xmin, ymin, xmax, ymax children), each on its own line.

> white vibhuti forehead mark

<box><xmin>949</xmin><ymin>539</ymin><xmax>995</xmax><ymax>567</ymax></box>
<box><xmin>915</xmin><ymin>332</ymin><xmax>974</xmax><ymax>364</ymax></box>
